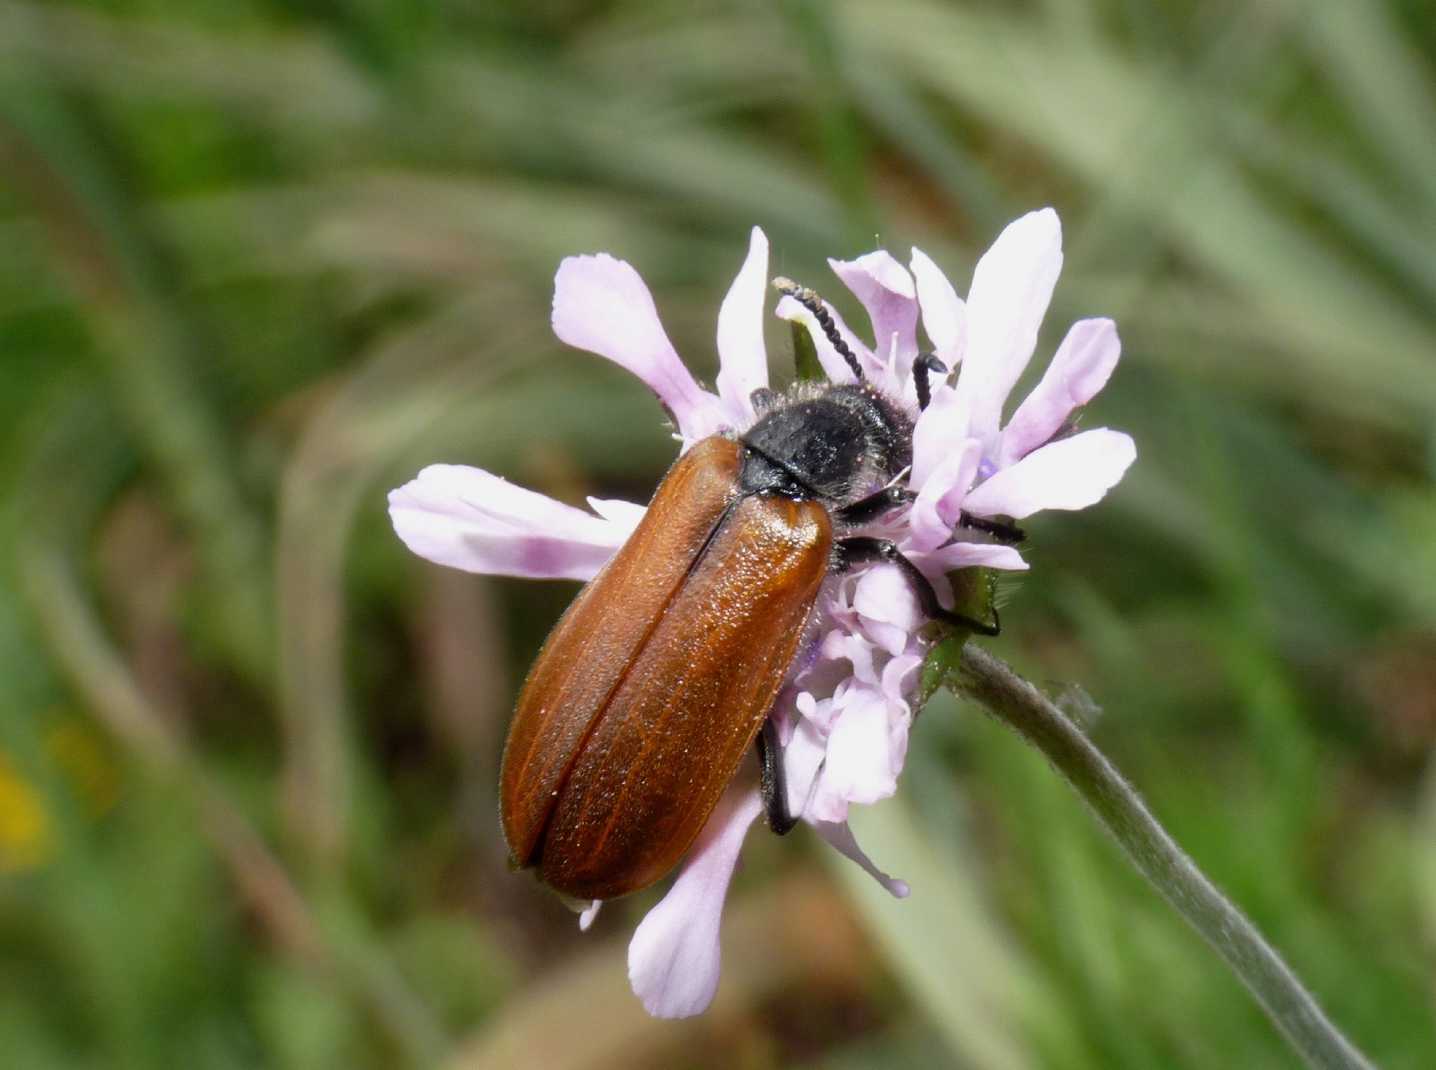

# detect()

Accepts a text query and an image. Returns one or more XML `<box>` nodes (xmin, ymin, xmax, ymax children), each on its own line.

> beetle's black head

<box><xmin>739</xmin><ymin>382</ymin><xmax>913</xmax><ymax>505</ymax></box>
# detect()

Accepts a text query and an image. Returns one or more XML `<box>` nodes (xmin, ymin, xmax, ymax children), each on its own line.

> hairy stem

<box><xmin>947</xmin><ymin>643</ymin><xmax>1372</xmax><ymax>1070</ymax></box>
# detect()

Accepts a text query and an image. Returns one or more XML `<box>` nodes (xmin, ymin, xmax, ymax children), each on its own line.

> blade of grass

<box><xmin>0</xmin><ymin>65</ymin><xmax>273</xmax><ymax>682</ymax></box>
<box><xmin>1298</xmin><ymin>2</ymin><xmax>1436</xmax><ymax>217</ymax></box>
<box><xmin>23</xmin><ymin>540</ymin><xmax>450</xmax><ymax>1067</ymax></box>
<box><xmin>276</xmin><ymin>293</ymin><xmax>534</xmax><ymax>867</ymax></box>
<box><xmin>832</xmin><ymin>795</ymin><xmax>1061</xmax><ymax>1070</ymax></box>
<box><xmin>15</xmin><ymin>392</ymin><xmax>448</xmax><ymax>1067</ymax></box>
<box><xmin>842</xmin><ymin>0</ymin><xmax>1436</xmax><ymax>425</ymax></box>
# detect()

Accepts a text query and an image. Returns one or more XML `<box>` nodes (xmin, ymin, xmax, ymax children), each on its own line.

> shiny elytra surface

<box><xmin>499</xmin><ymin>436</ymin><xmax>832</xmax><ymax>900</ymax></box>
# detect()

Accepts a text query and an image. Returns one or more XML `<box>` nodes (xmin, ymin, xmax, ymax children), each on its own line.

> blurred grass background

<box><xmin>0</xmin><ymin>0</ymin><xmax>1433</xmax><ymax>1066</ymax></box>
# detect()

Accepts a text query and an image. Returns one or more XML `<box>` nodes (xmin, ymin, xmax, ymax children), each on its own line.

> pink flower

<box><xmin>777</xmin><ymin>209</ymin><xmax>1135</xmax><ymax>549</ymax></box>
<box><xmin>388</xmin><ymin>212</ymin><xmax>1134</xmax><ymax>1019</ymax></box>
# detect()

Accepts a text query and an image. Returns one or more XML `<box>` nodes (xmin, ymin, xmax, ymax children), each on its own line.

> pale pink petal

<box><xmin>806</xmin><ymin>780</ymin><xmax>848</xmax><ymax>824</ymax></box>
<box><xmin>852</xmin><ymin>564</ymin><xmax>923</xmax><ymax>632</ymax></box>
<box><xmin>810</xmin><ymin>687</ymin><xmax>902</xmax><ymax>819</ymax></box>
<box><xmin>794</xmin><ymin>690</ymin><xmax>838</xmax><ymax>733</ymax></box>
<box><xmin>812</xmin><ymin>820</ymin><xmax>910</xmax><ymax>898</ymax></box>
<box><xmin>957</xmin><ymin>208</ymin><xmax>1064</xmax><ymax>446</ymax></box>
<box><xmin>715</xmin><ymin>227</ymin><xmax>770</xmax><ymax>425</ymax></box>
<box><xmin>781</xmin><ymin>716</ymin><xmax>828</xmax><ymax>817</ymax></box>
<box><xmin>921</xmin><ymin>540</ymin><xmax>1030</xmax><ymax>573</ymax></box>
<box><xmin>880</xmin><ymin>653</ymin><xmax>924</xmax><ymax>709</ymax></box>
<box><xmin>585</xmin><ymin>497</ymin><xmax>647</xmax><ymax>537</ymax></box>
<box><xmin>829</xmin><ymin>251</ymin><xmax>919</xmax><ymax>377</ymax></box>
<box><xmin>854</xmin><ymin>619</ymin><xmax>908</xmax><ymax>663</ymax></box>
<box><xmin>910</xmin><ymin>246</ymin><xmax>965</xmax><ymax>367</ymax></box>
<box><xmin>819</xmin><ymin>630</ymin><xmax>879</xmax><ymax>686</ymax></box>
<box><xmin>852</xmin><ymin>564</ymin><xmax>923</xmax><ymax>656</ymax></box>
<box><xmin>911</xmin><ymin>382</ymin><xmax>970</xmax><ymax>487</ymax></box>
<box><xmin>999</xmin><ymin>318</ymin><xmax>1120</xmax><ymax>466</ymax></box>
<box><xmin>578</xmin><ymin>900</ymin><xmax>602</xmax><ymax>932</ymax></box>
<box><xmin>887</xmin><ymin>709</ymin><xmax>912</xmax><ymax>784</ymax></box>
<box><xmin>776</xmin><ymin>294</ymin><xmax>880</xmax><ymax>383</ymax></box>
<box><xmin>388</xmin><ymin>465</ymin><xmax>625</xmax><ymax>580</ymax></box>
<box><xmin>907</xmin><ymin>439</ymin><xmax>982</xmax><ymax>552</ymax></box>
<box><xmin>962</xmin><ymin>428</ymin><xmax>1136</xmax><ymax>520</ymax></box>
<box><xmin>792</xmin><ymin>637</ymin><xmax>853</xmax><ymax>702</ymax></box>
<box><xmin>627</xmin><ymin>788</ymin><xmax>763</xmax><ymax>1019</ymax></box>
<box><xmin>552</xmin><ymin>254</ymin><xmax>723</xmax><ymax>440</ymax></box>
<box><xmin>818</xmin><ymin>579</ymin><xmax>856</xmax><ymax>630</ymax></box>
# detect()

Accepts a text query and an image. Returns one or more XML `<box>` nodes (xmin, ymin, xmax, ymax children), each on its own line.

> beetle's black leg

<box><xmin>912</xmin><ymin>351</ymin><xmax>948</xmax><ymax>411</ymax></box>
<box><xmin>958</xmin><ymin>512</ymin><xmax>1026</xmax><ymax>545</ymax></box>
<box><xmin>837</xmin><ymin>536</ymin><xmax>1001</xmax><ymax>635</ymax></box>
<box><xmin>772</xmin><ymin>277</ymin><xmax>865</xmax><ymax>382</ymax></box>
<box><xmin>757</xmin><ymin>716</ymin><xmax>799</xmax><ymax>835</ymax></box>
<box><xmin>835</xmin><ymin>485</ymin><xmax>914</xmax><ymax>525</ymax></box>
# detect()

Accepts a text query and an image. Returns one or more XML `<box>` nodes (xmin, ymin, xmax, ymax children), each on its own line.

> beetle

<box><xmin>499</xmin><ymin>279</ymin><xmax>1006</xmax><ymax>902</ymax></box>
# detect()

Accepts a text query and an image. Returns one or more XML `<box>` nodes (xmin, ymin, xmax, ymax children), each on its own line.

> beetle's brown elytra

<box><xmin>502</xmin><ymin>437</ymin><xmax>832</xmax><ymax>899</ymax></box>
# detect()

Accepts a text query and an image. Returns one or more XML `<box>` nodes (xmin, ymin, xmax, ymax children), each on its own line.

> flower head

<box><xmin>388</xmin><ymin>210</ymin><xmax>1135</xmax><ymax>1019</ymax></box>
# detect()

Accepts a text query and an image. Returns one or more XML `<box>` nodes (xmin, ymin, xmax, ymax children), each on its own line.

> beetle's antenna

<box><xmin>773</xmin><ymin>277</ymin><xmax>865</xmax><ymax>382</ymax></box>
<box><xmin>912</xmin><ymin>351</ymin><xmax>948</xmax><ymax>411</ymax></box>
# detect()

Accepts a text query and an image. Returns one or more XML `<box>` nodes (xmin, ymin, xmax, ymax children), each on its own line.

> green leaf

<box><xmin>917</xmin><ymin>567</ymin><xmax>997</xmax><ymax>708</ymax></box>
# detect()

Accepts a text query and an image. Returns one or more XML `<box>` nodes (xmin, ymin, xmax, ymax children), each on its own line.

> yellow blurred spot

<box><xmin>0</xmin><ymin>754</ymin><xmax>53</xmax><ymax>872</ymax></box>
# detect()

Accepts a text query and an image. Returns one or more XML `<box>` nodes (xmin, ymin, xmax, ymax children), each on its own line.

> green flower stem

<box><xmin>946</xmin><ymin>642</ymin><xmax>1373</xmax><ymax>1070</ymax></box>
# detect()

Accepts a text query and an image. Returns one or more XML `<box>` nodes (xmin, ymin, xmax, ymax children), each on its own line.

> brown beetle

<box><xmin>500</xmin><ymin>285</ymin><xmax>1000</xmax><ymax>901</ymax></box>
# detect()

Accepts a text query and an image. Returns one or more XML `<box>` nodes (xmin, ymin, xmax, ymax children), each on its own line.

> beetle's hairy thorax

<box><xmin>738</xmin><ymin>382</ymin><xmax>913</xmax><ymax>506</ymax></box>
